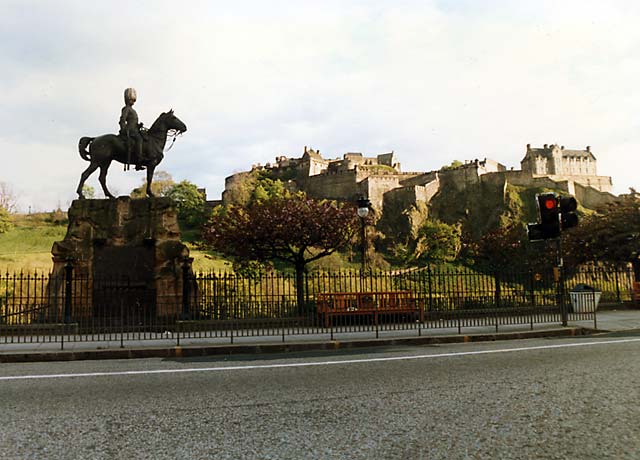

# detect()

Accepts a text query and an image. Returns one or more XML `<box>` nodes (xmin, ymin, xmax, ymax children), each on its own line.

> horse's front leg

<box><xmin>77</xmin><ymin>162</ymin><xmax>99</xmax><ymax>199</ymax></box>
<box><xmin>146</xmin><ymin>164</ymin><xmax>156</xmax><ymax>198</ymax></box>
<box><xmin>98</xmin><ymin>162</ymin><xmax>116</xmax><ymax>199</ymax></box>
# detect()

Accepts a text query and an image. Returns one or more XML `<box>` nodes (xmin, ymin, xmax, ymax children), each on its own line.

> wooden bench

<box><xmin>316</xmin><ymin>291</ymin><xmax>423</xmax><ymax>328</ymax></box>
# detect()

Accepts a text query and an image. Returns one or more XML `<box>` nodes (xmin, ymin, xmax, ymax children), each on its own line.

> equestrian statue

<box><xmin>76</xmin><ymin>88</ymin><xmax>187</xmax><ymax>199</ymax></box>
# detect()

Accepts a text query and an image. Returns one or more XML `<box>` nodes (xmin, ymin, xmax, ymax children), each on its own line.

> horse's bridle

<box><xmin>164</xmin><ymin>129</ymin><xmax>184</xmax><ymax>152</ymax></box>
<box><xmin>146</xmin><ymin>126</ymin><xmax>184</xmax><ymax>153</ymax></box>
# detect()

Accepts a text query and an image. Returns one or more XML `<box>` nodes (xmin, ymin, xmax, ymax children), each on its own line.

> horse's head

<box><xmin>163</xmin><ymin>109</ymin><xmax>187</xmax><ymax>134</ymax></box>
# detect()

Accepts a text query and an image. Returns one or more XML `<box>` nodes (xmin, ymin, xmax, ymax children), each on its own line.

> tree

<box><xmin>0</xmin><ymin>182</ymin><xmax>17</xmax><ymax>214</ymax></box>
<box><xmin>166</xmin><ymin>180</ymin><xmax>206</xmax><ymax>228</ymax></box>
<box><xmin>223</xmin><ymin>169</ymin><xmax>292</xmax><ymax>206</ymax></box>
<box><xmin>469</xmin><ymin>225</ymin><xmax>525</xmax><ymax>270</ymax></box>
<box><xmin>251</xmin><ymin>176</ymin><xmax>287</xmax><ymax>203</ymax></box>
<box><xmin>131</xmin><ymin>171</ymin><xmax>175</xmax><ymax>198</ymax></box>
<box><xmin>0</xmin><ymin>206</ymin><xmax>11</xmax><ymax>233</ymax></box>
<box><xmin>413</xmin><ymin>220</ymin><xmax>461</xmax><ymax>265</ymax></box>
<box><xmin>564</xmin><ymin>191</ymin><xmax>640</xmax><ymax>277</ymax></box>
<box><xmin>0</xmin><ymin>182</ymin><xmax>15</xmax><ymax>233</ymax></box>
<box><xmin>440</xmin><ymin>160</ymin><xmax>464</xmax><ymax>171</ymax></box>
<box><xmin>82</xmin><ymin>185</ymin><xmax>96</xmax><ymax>199</ymax></box>
<box><xmin>393</xmin><ymin>219</ymin><xmax>461</xmax><ymax>266</ymax></box>
<box><xmin>203</xmin><ymin>194</ymin><xmax>360</xmax><ymax>312</ymax></box>
<box><xmin>466</xmin><ymin>223</ymin><xmax>556</xmax><ymax>272</ymax></box>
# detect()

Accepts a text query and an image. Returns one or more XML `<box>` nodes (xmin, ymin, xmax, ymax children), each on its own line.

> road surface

<box><xmin>1</xmin><ymin>334</ymin><xmax>639</xmax><ymax>459</ymax></box>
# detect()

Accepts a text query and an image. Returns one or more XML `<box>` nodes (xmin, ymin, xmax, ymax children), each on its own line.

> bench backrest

<box><xmin>317</xmin><ymin>291</ymin><xmax>415</xmax><ymax>312</ymax></box>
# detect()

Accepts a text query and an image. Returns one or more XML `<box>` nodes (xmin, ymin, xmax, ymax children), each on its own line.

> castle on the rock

<box><xmin>222</xmin><ymin>143</ymin><xmax>616</xmax><ymax>212</ymax></box>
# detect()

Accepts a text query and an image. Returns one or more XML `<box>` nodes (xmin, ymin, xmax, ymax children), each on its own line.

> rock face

<box><xmin>51</xmin><ymin>197</ymin><xmax>193</xmax><ymax>321</ymax></box>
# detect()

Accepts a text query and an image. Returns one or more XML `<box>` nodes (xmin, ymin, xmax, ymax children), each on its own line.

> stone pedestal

<box><xmin>51</xmin><ymin>197</ymin><xmax>193</xmax><ymax>321</ymax></box>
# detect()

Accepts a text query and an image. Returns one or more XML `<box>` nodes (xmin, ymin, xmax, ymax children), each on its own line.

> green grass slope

<box><xmin>0</xmin><ymin>213</ymin><xmax>67</xmax><ymax>272</ymax></box>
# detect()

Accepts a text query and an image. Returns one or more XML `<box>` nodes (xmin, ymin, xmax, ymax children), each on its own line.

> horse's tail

<box><xmin>78</xmin><ymin>137</ymin><xmax>94</xmax><ymax>161</ymax></box>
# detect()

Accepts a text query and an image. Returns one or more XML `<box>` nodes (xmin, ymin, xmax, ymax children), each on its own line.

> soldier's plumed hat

<box><xmin>124</xmin><ymin>88</ymin><xmax>137</xmax><ymax>103</ymax></box>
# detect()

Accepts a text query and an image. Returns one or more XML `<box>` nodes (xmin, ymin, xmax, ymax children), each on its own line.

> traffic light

<box><xmin>527</xmin><ymin>193</ymin><xmax>579</xmax><ymax>241</ymax></box>
<box><xmin>527</xmin><ymin>193</ymin><xmax>560</xmax><ymax>241</ymax></box>
<box><xmin>538</xmin><ymin>193</ymin><xmax>561</xmax><ymax>239</ymax></box>
<box><xmin>559</xmin><ymin>196</ymin><xmax>578</xmax><ymax>229</ymax></box>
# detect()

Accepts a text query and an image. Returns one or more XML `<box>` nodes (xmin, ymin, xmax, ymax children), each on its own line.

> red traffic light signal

<box><xmin>537</xmin><ymin>193</ymin><xmax>560</xmax><ymax>239</ymax></box>
<box><xmin>528</xmin><ymin>193</ymin><xmax>579</xmax><ymax>241</ymax></box>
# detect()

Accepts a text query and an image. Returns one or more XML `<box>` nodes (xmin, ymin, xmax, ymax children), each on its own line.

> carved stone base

<box><xmin>51</xmin><ymin>197</ymin><xmax>193</xmax><ymax>321</ymax></box>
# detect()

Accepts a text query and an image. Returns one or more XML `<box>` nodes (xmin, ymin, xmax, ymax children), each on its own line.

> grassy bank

<box><xmin>0</xmin><ymin>213</ymin><xmax>66</xmax><ymax>272</ymax></box>
<box><xmin>0</xmin><ymin>212</ymin><xmax>232</xmax><ymax>273</ymax></box>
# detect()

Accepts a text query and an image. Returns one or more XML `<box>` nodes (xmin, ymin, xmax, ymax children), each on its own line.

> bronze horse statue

<box><xmin>76</xmin><ymin>110</ymin><xmax>187</xmax><ymax>199</ymax></box>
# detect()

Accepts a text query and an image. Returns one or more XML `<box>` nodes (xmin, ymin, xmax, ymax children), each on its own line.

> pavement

<box><xmin>1</xmin><ymin>306</ymin><xmax>639</xmax><ymax>363</ymax></box>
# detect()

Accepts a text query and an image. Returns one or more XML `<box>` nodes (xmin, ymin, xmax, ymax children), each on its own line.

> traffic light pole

<box><xmin>527</xmin><ymin>192</ymin><xmax>577</xmax><ymax>327</ymax></box>
<box><xmin>556</xmin><ymin>238</ymin><xmax>568</xmax><ymax>327</ymax></box>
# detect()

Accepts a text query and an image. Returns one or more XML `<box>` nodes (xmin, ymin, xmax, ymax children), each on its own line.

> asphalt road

<box><xmin>1</xmin><ymin>334</ymin><xmax>639</xmax><ymax>460</ymax></box>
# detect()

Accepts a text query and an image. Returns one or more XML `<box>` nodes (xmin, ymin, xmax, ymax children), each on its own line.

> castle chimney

<box><xmin>543</xmin><ymin>144</ymin><xmax>548</xmax><ymax>149</ymax></box>
<box><xmin>304</xmin><ymin>146</ymin><xmax>308</xmax><ymax>154</ymax></box>
<box><xmin>586</xmin><ymin>146</ymin><xmax>591</xmax><ymax>152</ymax></box>
<box><xmin>526</xmin><ymin>143</ymin><xmax>530</xmax><ymax>150</ymax></box>
<box><xmin>561</xmin><ymin>146</ymin><xmax>565</xmax><ymax>150</ymax></box>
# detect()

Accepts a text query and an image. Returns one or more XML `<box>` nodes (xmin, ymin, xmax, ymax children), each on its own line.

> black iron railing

<box><xmin>0</xmin><ymin>265</ymin><xmax>635</xmax><ymax>347</ymax></box>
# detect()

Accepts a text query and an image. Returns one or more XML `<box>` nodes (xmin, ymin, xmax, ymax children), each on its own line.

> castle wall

<box><xmin>499</xmin><ymin>171</ymin><xmax>572</xmax><ymax>193</ymax></box>
<box><xmin>222</xmin><ymin>171</ymin><xmax>254</xmax><ymax>205</ymax></box>
<box><xmin>574</xmin><ymin>183</ymin><xmax>618</xmax><ymax>209</ymax></box>
<box><xmin>383</xmin><ymin>186</ymin><xmax>421</xmax><ymax>210</ymax></box>
<box><xmin>489</xmin><ymin>171</ymin><xmax>616</xmax><ymax>209</ymax></box>
<box><xmin>478</xmin><ymin>171</ymin><xmax>508</xmax><ymax>189</ymax></box>
<box><xmin>399</xmin><ymin>171</ymin><xmax>438</xmax><ymax>188</ymax></box>
<box><xmin>421</xmin><ymin>178</ymin><xmax>441</xmax><ymax>203</ymax></box>
<box><xmin>438</xmin><ymin>165</ymin><xmax>481</xmax><ymax>192</ymax></box>
<box><xmin>557</xmin><ymin>174</ymin><xmax>612</xmax><ymax>193</ymax></box>
<box><xmin>363</xmin><ymin>176</ymin><xmax>402</xmax><ymax>210</ymax></box>
<box><xmin>304</xmin><ymin>170</ymin><xmax>359</xmax><ymax>202</ymax></box>
<box><xmin>527</xmin><ymin>174</ymin><xmax>611</xmax><ymax>193</ymax></box>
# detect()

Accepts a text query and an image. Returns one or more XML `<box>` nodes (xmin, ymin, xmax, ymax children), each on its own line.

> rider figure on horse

<box><xmin>119</xmin><ymin>88</ymin><xmax>146</xmax><ymax>170</ymax></box>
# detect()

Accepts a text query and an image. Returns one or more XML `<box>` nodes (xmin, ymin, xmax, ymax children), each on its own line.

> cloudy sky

<box><xmin>1</xmin><ymin>0</ymin><xmax>638</xmax><ymax>212</ymax></box>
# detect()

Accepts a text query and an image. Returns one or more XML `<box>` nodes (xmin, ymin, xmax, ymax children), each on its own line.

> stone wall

<box><xmin>222</xmin><ymin>171</ymin><xmax>254</xmax><ymax>205</ymax></box>
<box><xmin>304</xmin><ymin>170</ymin><xmax>359</xmax><ymax>201</ymax></box>
<box><xmin>364</xmin><ymin>176</ymin><xmax>402</xmax><ymax>210</ymax></box>
<box><xmin>499</xmin><ymin>171</ymin><xmax>571</xmax><ymax>194</ymax></box>
<box><xmin>437</xmin><ymin>165</ymin><xmax>482</xmax><ymax>192</ymax></box>
<box><xmin>399</xmin><ymin>171</ymin><xmax>438</xmax><ymax>188</ymax></box>
<box><xmin>574</xmin><ymin>183</ymin><xmax>618</xmax><ymax>209</ymax></box>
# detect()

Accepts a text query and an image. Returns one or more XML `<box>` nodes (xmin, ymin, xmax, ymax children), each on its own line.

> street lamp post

<box><xmin>357</xmin><ymin>197</ymin><xmax>371</xmax><ymax>273</ymax></box>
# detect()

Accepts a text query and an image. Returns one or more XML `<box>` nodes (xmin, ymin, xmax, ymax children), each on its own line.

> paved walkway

<box><xmin>1</xmin><ymin>308</ymin><xmax>638</xmax><ymax>362</ymax></box>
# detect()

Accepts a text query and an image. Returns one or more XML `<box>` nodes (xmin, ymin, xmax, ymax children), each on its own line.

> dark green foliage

<box><xmin>166</xmin><ymin>180</ymin><xmax>206</xmax><ymax>228</ymax></box>
<box><xmin>564</xmin><ymin>190</ymin><xmax>640</xmax><ymax>276</ymax></box>
<box><xmin>439</xmin><ymin>160</ymin><xmax>464</xmax><ymax>171</ymax></box>
<box><xmin>81</xmin><ymin>185</ymin><xmax>96</xmax><ymax>199</ymax></box>
<box><xmin>251</xmin><ymin>176</ymin><xmax>287</xmax><ymax>203</ymax></box>
<box><xmin>465</xmin><ymin>223</ymin><xmax>555</xmax><ymax>272</ymax></box>
<box><xmin>131</xmin><ymin>170</ymin><xmax>175</xmax><ymax>198</ymax></box>
<box><xmin>392</xmin><ymin>219</ymin><xmax>461</xmax><ymax>266</ymax></box>
<box><xmin>224</xmin><ymin>169</ymin><xmax>294</xmax><ymax>206</ymax></box>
